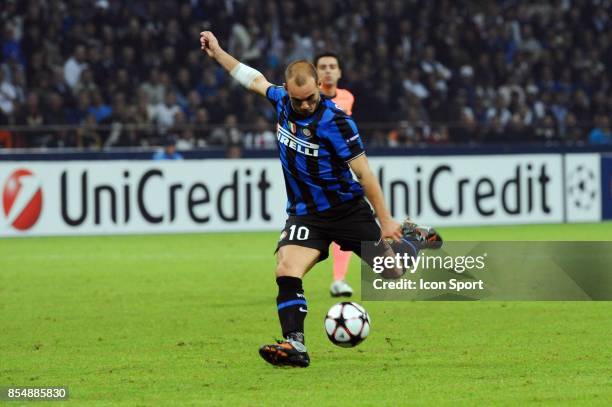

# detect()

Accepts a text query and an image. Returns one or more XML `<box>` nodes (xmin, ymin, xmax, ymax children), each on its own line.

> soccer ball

<box><xmin>324</xmin><ymin>302</ymin><xmax>371</xmax><ymax>347</ymax></box>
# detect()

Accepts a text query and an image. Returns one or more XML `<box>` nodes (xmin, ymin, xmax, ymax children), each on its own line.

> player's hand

<box><xmin>380</xmin><ymin>218</ymin><xmax>403</xmax><ymax>242</ymax></box>
<box><xmin>200</xmin><ymin>31</ymin><xmax>220</xmax><ymax>57</ymax></box>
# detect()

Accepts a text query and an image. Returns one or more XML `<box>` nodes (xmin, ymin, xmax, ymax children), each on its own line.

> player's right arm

<box><xmin>200</xmin><ymin>31</ymin><xmax>272</xmax><ymax>97</ymax></box>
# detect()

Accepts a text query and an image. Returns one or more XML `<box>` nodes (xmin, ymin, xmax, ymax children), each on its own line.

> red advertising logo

<box><xmin>2</xmin><ymin>169</ymin><xmax>43</xmax><ymax>230</ymax></box>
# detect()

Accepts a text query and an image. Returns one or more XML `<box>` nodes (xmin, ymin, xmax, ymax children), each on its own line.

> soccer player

<box><xmin>315</xmin><ymin>52</ymin><xmax>356</xmax><ymax>298</ymax></box>
<box><xmin>200</xmin><ymin>31</ymin><xmax>440</xmax><ymax>367</ymax></box>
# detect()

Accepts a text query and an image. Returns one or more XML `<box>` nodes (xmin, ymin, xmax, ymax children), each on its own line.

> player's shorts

<box><xmin>275</xmin><ymin>197</ymin><xmax>381</xmax><ymax>262</ymax></box>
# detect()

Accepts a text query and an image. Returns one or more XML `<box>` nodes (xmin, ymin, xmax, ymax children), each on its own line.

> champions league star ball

<box><xmin>567</xmin><ymin>165</ymin><xmax>598</xmax><ymax>210</ymax></box>
<box><xmin>324</xmin><ymin>302</ymin><xmax>371</xmax><ymax>347</ymax></box>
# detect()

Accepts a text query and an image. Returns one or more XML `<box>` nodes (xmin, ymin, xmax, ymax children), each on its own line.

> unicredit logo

<box><xmin>2</xmin><ymin>169</ymin><xmax>43</xmax><ymax>231</ymax></box>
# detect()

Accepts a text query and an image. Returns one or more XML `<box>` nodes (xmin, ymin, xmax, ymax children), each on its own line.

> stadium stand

<box><xmin>0</xmin><ymin>0</ymin><xmax>610</xmax><ymax>149</ymax></box>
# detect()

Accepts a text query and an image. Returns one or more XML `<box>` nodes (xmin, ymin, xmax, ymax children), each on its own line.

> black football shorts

<box><xmin>275</xmin><ymin>197</ymin><xmax>381</xmax><ymax>262</ymax></box>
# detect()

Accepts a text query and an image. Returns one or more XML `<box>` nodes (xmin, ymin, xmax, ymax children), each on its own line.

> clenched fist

<box><xmin>200</xmin><ymin>31</ymin><xmax>221</xmax><ymax>58</ymax></box>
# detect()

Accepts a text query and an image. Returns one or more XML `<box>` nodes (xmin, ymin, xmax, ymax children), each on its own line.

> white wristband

<box><xmin>230</xmin><ymin>63</ymin><xmax>262</xmax><ymax>88</ymax></box>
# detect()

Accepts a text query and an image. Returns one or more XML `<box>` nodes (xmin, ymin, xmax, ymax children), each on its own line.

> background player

<box><xmin>315</xmin><ymin>52</ymin><xmax>356</xmax><ymax>298</ymax></box>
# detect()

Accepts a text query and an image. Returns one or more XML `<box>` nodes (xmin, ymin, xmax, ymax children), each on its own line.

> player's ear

<box><xmin>283</xmin><ymin>82</ymin><xmax>287</xmax><ymax>91</ymax></box>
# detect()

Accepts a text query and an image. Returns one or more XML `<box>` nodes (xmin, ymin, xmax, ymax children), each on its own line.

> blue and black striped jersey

<box><xmin>266</xmin><ymin>85</ymin><xmax>365</xmax><ymax>216</ymax></box>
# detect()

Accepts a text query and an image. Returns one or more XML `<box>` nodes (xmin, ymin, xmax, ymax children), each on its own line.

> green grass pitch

<box><xmin>1</xmin><ymin>223</ymin><xmax>611</xmax><ymax>405</ymax></box>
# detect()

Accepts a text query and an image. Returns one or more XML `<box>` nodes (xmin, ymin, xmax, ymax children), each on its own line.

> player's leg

<box><xmin>259</xmin><ymin>245</ymin><xmax>320</xmax><ymax>368</ymax></box>
<box><xmin>343</xmin><ymin>222</ymin><xmax>444</xmax><ymax>278</ymax></box>
<box><xmin>332</xmin><ymin>199</ymin><xmax>443</xmax><ymax>278</ymax></box>
<box><xmin>275</xmin><ymin>244</ymin><xmax>320</xmax><ymax>343</ymax></box>
<box><xmin>329</xmin><ymin>218</ymin><xmax>442</xmax><ymax>291</ymax></box>
<box><xmin>260</xmin><ymin>218</ymin><xmax>330</xmax><ymax>367</ymax></box>
<box><xmin>330</xmin><ymin>242</ymin><xmax>353</xmax><ymax>297</ymax></box>
<box><xmin>331</xmin><ymin>199</ymin><xmax>407</xmax><ymax>278</ymax></box>
<box><xmin>343</xmin><ymin>237</ymin><xmax>411</xmax><ymax>279</ymax></box>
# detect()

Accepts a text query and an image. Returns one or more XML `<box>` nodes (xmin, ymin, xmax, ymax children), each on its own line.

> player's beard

<box><xmin>293</xmin><ymin>97</ymin><xmax>320</xmax><ymax>118</ymax></box>
<box><xmin>296</xmin><ymin>107</ymin><xmax>315</xmax><ymax>117</ymax></box>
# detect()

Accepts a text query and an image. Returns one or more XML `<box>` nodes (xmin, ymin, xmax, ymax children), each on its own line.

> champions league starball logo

<box><xmin>567</xmin><ymin>165</ymin><xmax>597</xmax><ymax>211</ymax></box>
<box><xmin>2</xmin><ymin>169</ymin><xmax>43</xmax><ymax>231</ymax></box>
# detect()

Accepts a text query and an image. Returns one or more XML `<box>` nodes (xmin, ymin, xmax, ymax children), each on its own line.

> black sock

<box><xmin>276</xmin><ymin>276</ymin><xmax>307</xmax><ymax>344</ymax></box>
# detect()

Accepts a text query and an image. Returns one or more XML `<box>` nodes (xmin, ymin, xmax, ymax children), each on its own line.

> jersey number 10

<box><xmin>288</xmin><ymin>225</ymin><xmax>310</xmax><ymax>240</ymax></box>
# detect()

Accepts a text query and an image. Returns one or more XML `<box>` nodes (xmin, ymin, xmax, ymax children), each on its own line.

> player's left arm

<box><xmin>327</xmin><ymin>114</ymin><xmax>401</xmax><ymax>240</ymax></box>
<box><xmin>348</xmin><ymin>155</ymin><xmax>402</xmax><ymax>241</ymax></box>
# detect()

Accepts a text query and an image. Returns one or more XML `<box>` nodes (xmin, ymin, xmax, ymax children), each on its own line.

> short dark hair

<box><xmin>314</xmin><ymin>52</ymin><xmax>342</xmax><ymax>70</ymax></box>
<box><xmin>284</xmin><ymin>60</ymin><xmax>318</xmax><ymax>86</ymax></box>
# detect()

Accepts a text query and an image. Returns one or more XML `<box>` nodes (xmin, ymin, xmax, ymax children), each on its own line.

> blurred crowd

<box><xmin>0</xmin><ymin>0</ymin><xmax>610</xmax><ymax>150</ymax></box>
